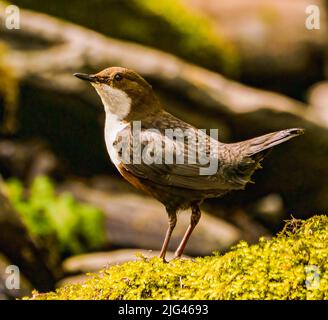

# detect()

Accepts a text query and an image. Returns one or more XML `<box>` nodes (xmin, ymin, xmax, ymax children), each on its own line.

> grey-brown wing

<box><xmin>117</xmin><ymin>127</ymin><xmax>236</xmax><ymax>191</ymax></box>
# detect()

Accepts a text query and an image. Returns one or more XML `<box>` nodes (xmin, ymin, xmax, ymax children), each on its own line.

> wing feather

<box><xmin>114</xmin><ymin>122</ymin><xmax>235</xmax><ymax>191</ymax></box>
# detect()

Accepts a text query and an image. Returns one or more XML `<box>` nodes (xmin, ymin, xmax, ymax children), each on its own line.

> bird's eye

<box><xmin>114</xmin><ymin>73</ymin><xmax>122</xmax><ymax>81</ymax></box>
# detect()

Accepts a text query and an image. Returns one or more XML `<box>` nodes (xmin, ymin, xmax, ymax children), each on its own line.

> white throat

<box><xmin>93</xmin><ymin>83</ymin><xmax>131</xmax><ymax>120</ymax></box>
<box><xmin>93</xmin><ymin>83</ymin><xmax>131</xmax><ymax>167</ymax></box>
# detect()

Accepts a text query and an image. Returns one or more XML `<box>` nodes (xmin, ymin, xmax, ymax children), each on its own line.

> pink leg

<box><xmin>175</xmin><ymin>204</ymin><xmax>201</xmax><ymax>258</ymax></box>
<box><xmin>159</xmin><ymin>209</ymin><xmax>177</xmax><ymax>261</ymax></box>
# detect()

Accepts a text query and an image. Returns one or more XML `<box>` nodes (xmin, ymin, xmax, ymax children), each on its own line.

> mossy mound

<box><xmin>29</xmin><ymin>216</ymin><xmax>328</xmax><ymax>300</ymax></box>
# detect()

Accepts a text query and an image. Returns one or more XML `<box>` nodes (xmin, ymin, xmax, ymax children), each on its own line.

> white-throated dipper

<box><xmin>74</xmin><ymin>67</ymin><xmax>304</xmax><ymax>260</ymax></box>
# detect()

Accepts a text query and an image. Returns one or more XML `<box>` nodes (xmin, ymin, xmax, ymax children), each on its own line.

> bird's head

<box><xmin>74</xmin><ymin>67</ymin><xmax>160</xmax><ymax>121</ymax></box>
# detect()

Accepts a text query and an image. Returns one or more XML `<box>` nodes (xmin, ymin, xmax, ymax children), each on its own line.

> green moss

<box><xmin>12</xmin><ymin>0</ymin><xmax>239</xmax><ymax>75</ymax></box>
<box><xmin>5</xmin><ymin>176</ymin><xmax>106</xmax><ymax>256</ymax></box>
<box><xmin>29</xmin><ymin>216</ymin><xmax>328</xmax><ymax>300</ymax></box>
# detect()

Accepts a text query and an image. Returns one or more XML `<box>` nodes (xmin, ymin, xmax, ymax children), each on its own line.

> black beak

<box><xmin>74</xmin><ymin>73</ymin><xmax>97</xmax><ymax>83</ymax></box>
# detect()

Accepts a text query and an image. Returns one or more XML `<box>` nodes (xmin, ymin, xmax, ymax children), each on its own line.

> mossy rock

<box><xmin>28</xmin><ymin>215</ymin><xmax>328</xmax><ymax>300</ymax></box>
<box><xmin>5</xmin><ymin>176</ymin><xmax>106</xmax><ymax>257</ymax></box>
<box><xmin>12</xmin><ymin>0</ymin><xmax>238</xmax><ymax>75</ymax></box>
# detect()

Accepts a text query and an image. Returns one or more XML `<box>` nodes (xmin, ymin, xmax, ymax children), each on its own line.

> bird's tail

<box><xmin>245</xmin><ymin>128</ymin><xmax>304</xmax><ymax>158</ymax></box>
<box><xmin>226</xmin><ymin>128</ymin><xmax>304</xmax><ymax>188</ymax></box>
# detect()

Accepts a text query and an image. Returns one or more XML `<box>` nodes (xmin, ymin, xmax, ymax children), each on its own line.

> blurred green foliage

<box><xmin>29</xmin><ymin>216</ymin><xmax>328</xmax><ymax>300</ymax></box>
<box><xmin>12</xmin><ymin>0</ymin><xmax>239</xmax><ymax>75</ymax></box>
<box><xmin>5</xmin><ymin>176</ymin><xmax>106</xmax><ymax>256</ymax></box>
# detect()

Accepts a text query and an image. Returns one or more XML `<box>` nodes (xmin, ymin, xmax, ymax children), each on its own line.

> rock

<box><xmin>0</xmin><ymin>253</ymin><xmax>32</xmax><ymax>299</ymax></box>
<box><xmin>0</xmin><ymin>139</ymin><xmax>61</xmax><ymax>182</ymax></box>
<box><xmin>0</xmin><ymin>3</ymin><xmax>320</xmax><ymax>125</ymax></box>
<box><xmin>59</xmin><ymin>182</ymin><xmax>242</xmax><ymax>256</ymax></box>
<box><xmin>0</xmin><ymin>188</ymin><xmax>57</xmax><ymax>292</ymax></box>
<box><xmin>307</xmin><ymin>81</ymin><xmax>328</xmax><ymax>127</ymax></box>
<box><xmin>56</xmin><ymin>274</ymin><xmax>90</xmax><ymax>288</ymax></box>
<box><xmin>223</xmin><ymin>208</ymin><xmax>271</xmax><ymax>243</ymax></box>
<box><xmin>62</xmin><ymin>249</ymin><xmax>188</xmax><ymax>274</ymax></box>
<box><xmin>251</xmin><ymin>193</ymin><xmax>285</xmax><ymax>226</ymax></box>
<box><xmin>186</xmin><ymin>0</ymin><xmax>327</xmax><ymax>96</ymax></box>
<box><xmin>254</xmin><ymin>194</ymin><xmax>284</xmax><ymax>216</ymax></box>
<box><xmin>59</xmin><ymin>249</ymin><xmax>190</xmax><ymax>287</ymax></box>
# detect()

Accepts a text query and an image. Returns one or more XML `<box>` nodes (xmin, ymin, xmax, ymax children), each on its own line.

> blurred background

<box><xmin>0</xmin><ymin>0</ymin><xmax>328</xmax><ymax>298</ymax></box>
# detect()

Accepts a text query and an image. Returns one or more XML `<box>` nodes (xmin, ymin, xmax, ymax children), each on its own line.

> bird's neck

<box><xmin>94</xmin><ymin>84</ymin><xmax>132</xmax><ymax>120</ymax></box>
<box><xmin>124</xmin><ymin>94</ymin><xmax>162</xmax><ymax>122</ymax></box>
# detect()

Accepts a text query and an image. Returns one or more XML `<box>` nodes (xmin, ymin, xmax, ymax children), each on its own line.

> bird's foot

<box><xmin>173</xmin><ymin>252</ymin><xmax>182</xmax><ymax>260</ymax></box>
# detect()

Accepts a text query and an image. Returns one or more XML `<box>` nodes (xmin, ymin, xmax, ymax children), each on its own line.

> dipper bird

<box><xmin>74</xmin><ymin>67</ymin><xmax>304</xmax><ymax>260</ymax></box>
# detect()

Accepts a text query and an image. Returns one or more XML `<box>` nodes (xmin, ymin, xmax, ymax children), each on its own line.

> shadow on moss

<box><xmin>29</xmin><ymin>215</ymin><xmax>328</xmax><ymax>300</ymax></box>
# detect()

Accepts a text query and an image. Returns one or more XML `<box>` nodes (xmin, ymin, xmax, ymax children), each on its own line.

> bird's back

<box><xmin>110</xmin><ymin>110</ymin><xmax>304</xmax><ymax>199</ymax></box>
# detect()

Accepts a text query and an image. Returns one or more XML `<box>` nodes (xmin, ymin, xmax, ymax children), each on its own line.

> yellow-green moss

<box><xmin>29</xmin><ymin>215</ymin><xmax>328</xmax><ymax>300</ymax></box>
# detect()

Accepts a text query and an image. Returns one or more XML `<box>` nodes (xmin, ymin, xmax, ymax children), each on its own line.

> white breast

<box><xmin>92</xmin><ymin>83</ymin><xmax>132</xmax><ymax>167</ymax></box>
<box><xmin>104</xmin><ymin>114</ymin><xmax>129</xmax><ymax>167</ymax></box>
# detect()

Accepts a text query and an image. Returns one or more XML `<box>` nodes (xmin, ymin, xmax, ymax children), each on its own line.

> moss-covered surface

<box><xmin>12</xmin><ymin>0</ymin><xmax>238</xmax><ymax>75</ymax></box>
<box><xmin>28</xmin><ymin>216</ymin><xmax>328</xmax><ymax>300</ymax></box>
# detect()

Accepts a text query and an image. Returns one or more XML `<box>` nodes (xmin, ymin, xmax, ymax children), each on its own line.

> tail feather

<box><xmin>245</xmin><ymin>128</ymin><xmax>304</xmax><ymax>157</ymax></box>
<box><xmin>228</xmin><ymin>128</ymin><xmax>304</xmax><ymax>188</ymax></box>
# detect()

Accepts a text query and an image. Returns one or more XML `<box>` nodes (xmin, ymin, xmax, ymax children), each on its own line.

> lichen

<box><xmin>28</xmin><ymin>215</ymin><xmax>328</xmax><ymax>300</ymax></box>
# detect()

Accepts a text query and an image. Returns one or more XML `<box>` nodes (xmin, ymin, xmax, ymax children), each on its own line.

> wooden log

<box><xmin>0</xmin><ymin>3</ymin><xmax>321</xmax><ymax>125</ymax></box>
<box><xmin>187</xmin><ymin>0</ymin><xmax>327</xmax><ymax>90</ymax></box>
